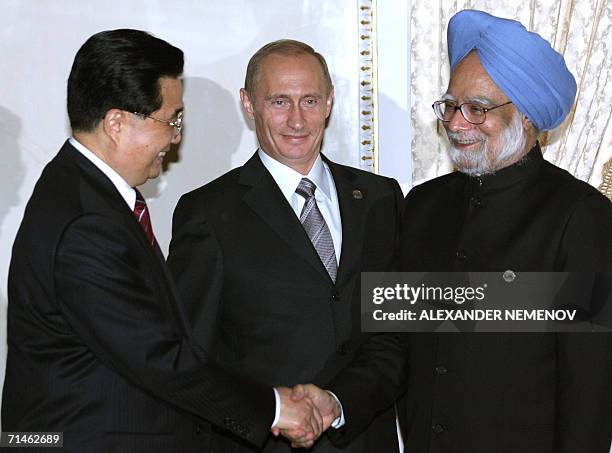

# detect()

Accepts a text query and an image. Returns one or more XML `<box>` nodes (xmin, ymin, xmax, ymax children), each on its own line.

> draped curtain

<box><xmin>409</xmin><ymin>0</ymin><xmax>611</xmax><ymax>193</ymax></box>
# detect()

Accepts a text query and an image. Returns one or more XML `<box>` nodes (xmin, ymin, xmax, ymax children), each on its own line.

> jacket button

<box><xmin>432</xmin><ymin>423</ymin><xmax>445</xmax><ymax>434</ymax></box>
<box><xmin>196</xmin><ymin>423</ymin><xmax>203</xmax><ymax>434</ymax></box>
<box><xmin>337</xmin><ymin>344</ymin><xmax>347</xmax><ymax>355</ymax></box>
<box><xmin>332</xmin><ymin>291</ymin><xmax>340</xmax><ymax>302</ymax></box>
<box><xmin>470</xmin><ymin>195</ymin><xmax>482</xmax><ymax>207</ymax></box>
<box><xmin>435</xmin><ymin>365</ymin><xmax>448</xmax><ymax>375</ymax></box>
<box><xmin>456</xmin><ymin>250</ymin><xmax>467</xmax><ymax>260</ymax></box>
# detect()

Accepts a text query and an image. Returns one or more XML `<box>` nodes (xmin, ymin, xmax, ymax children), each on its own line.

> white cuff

<box><xmin>326</xmin><ymin>391</ymin><xmax>345</xmax><ymax>428</ymax></box>
<box><xmin>271</xmin><ymin>388</ymin><xmax>281</xmax><ymax>427</ymax></box>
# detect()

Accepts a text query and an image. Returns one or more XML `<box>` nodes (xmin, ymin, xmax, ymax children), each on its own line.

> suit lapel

<box><xmin>239</xmin><ymin>153</ymin><xmax>331</xmax><ymax>282</ymax></box>
<box><xmin>65</xmin><ymin>142</ymin><xmax>192</xmax><ymax>334</ymax></box>
<box><xmin>70</xmin><ymin>145</ymin><xmax>160</xmax><ymax>261</ymax></box>
<box><xmin>326</xmin><ymin>159</ymin><xmax>367</xmax><ymax>287</ymax></box>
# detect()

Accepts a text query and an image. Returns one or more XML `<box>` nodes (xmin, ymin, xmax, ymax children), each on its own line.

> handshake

<box><xmin>271</xmin><ymin>384</ymin><xmax>342</xmax><ymax>449</ymax></box>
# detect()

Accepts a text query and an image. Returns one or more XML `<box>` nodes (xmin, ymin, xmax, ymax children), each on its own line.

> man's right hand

<box><xmin>271</xmin><ymin>386</ymin><xmax>324</xmax><ymax>448</ymax></box>
<box><xmin>291</xmin><ymin>384</ymin><xmax>341</xmax><ymax>427</ymax></box>
<box><xmin>282</xmin><ymin>383</ymin><xmax>342</xmax><ymax>448</ymax></box>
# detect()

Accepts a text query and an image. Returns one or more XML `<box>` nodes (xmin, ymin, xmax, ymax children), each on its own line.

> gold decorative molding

<box><xmin>358</xmin><ymin>0</ymin><xmax>378</xmax><ymax>173</ymax></box>
<box><xmin>598</xmin><ymin>158</ymin><xmax>612</xmax><ymax>200</ymax></box>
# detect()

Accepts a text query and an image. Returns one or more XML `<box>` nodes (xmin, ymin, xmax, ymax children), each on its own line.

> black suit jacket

<box><xmin>2</xmin><ymin>141</ymin><xmax>275</xmax><ymax>453</ymax></box>
<box><xmin>328</xmin><ymin>146</ymin><xmax>612</xmax><ymax>453</ymax></box>
<box><xmin>168</xmin><ymin>152</ymin><xmax>403</xmax><ymax>452</ymax></box>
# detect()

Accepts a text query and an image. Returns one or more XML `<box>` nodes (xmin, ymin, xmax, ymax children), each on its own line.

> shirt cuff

<box><xmin>327</xmin><ymin>391</ymin><xmax>345</xmax><ymax>428</ymax></box>
<box><xmin>271</xmin><ymin>388</ymin><xmax>281</xmax><ymax>428</ymax></box>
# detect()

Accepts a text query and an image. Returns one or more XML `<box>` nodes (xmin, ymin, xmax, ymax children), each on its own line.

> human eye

<box><xmin>302</xmin><ymin>97</ymin><xmax>319</xmax><ymax>107</ymax></box>
<box><xmin>438</xmin><ymin>100</ymin><xmax>456</xmax><ymax>117</ymax></box>
<box><xmin>441</xmin><ymin>100</ymin><xmax>457</xmax><ymax>114</ymax></box>
<box><xmin>465</xmin><ymin>103</ymin><xmax>485</xmax><ymax>116</ymax></box>
<box><xmin>171</xmin><ymin>111</ymin><xmax>183</xmax><ymax>127</ymax></box>
<box><xmin>270</xmin><ymin>98</ymin><xmax>289</xmax><ymax>108</ymax></box>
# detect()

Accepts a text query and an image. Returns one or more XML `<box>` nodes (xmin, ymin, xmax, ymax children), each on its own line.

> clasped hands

<box><xmin>272</xmin><ymin>384</ymin><xmax>341</xmax><ymax>449</ymax></box>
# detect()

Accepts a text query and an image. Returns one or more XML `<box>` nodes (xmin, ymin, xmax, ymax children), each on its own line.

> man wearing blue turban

<box><xmin>286</xmin><ymin>9</ymin><xmax>612</xmax><ymax>453</ymax></box>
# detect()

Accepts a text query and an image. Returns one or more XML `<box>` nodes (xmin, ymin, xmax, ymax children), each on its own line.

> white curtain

<box><xmin>409</xmin><ymin>0</ymin><xmax>612</xmax><ymax>191</ymax></box>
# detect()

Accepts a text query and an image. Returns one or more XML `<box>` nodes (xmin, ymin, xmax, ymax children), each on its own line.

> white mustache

<box><xmin>446</xmin><ymin>131</ymin><xmax>485</xmax><ymax>144</ymax></box>
<box><xmin>446</xmin><ymin>110</ymin><xmax>526</xmax><ymax>176</ymax></box>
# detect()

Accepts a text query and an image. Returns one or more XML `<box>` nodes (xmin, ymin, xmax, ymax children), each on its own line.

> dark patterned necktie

<box><xmin>295</xmin><ymin>178</ymin><xmax>337</xmax><ymax>282</ymax></box>
<box><xmin>133</xmin><ymin>189</ymin><xmax>157</xmax><ymax>249</ymax></box>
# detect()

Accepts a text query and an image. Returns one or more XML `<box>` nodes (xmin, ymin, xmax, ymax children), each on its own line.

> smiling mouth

<box><xmin>155</xmin><ymin>151</ymin><xmax>167</xmax><ymax>163</ymax></box>
<box><xmin>284</xmin><ymin>135</ymin><xmax>307</xmax><ymax>139</ymax></box>
<box><xmin>451</xmin><ymin>138</ymin><xmax>485</xmax><ymax>149</ymax></box>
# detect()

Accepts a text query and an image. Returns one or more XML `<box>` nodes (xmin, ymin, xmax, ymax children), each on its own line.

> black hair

<box><xmin>67</xmin><ymin>29</ymin><xmax>183</xmax><ymax>132</ymax></box>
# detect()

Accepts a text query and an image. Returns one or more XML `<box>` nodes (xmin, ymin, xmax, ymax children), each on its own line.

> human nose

<box><xmin>287</xmin><ymin>105</ymin><xmax>305</xmax><ymax>130</ymax></box>
<box><xmin>171</xmin><ymin>129</ymin><xmax>182</xmax><ymax>144</ymax></box>
<box><xmin>446</xmin><ymin>106</ymin><xmax>472</xmax><ymax>132</ymax></box>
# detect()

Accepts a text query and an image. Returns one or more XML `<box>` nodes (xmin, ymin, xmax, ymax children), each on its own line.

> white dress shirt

<box><xmin>69</xmin><ymin>137</ymin><xmax>136</xmax><ymax>209</ymax></box>
<box><xmin>258</xmin><ymin>149</ymin><xmax>342</xmax><ymax>263</ymax></box>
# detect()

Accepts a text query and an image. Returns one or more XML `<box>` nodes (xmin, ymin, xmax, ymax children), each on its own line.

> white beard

<box><xmin>447</xmin><ymin>112</ymin><xmax>527</xmax><ymax>176</ymax></box>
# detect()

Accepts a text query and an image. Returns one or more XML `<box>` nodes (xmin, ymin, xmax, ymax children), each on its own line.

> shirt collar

<box><xmin>69</xmin><ymin>137</ymin><xmax>136</xmax><ymax>209</ymax></box>
<box><xmin>257</xmin><ymin>149</ymin><xmax>332</xmax><ymax>201</ymax></box>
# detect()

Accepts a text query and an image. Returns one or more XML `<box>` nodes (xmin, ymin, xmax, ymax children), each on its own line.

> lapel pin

<box><xmin>502</xmin><ymin>270</ymin><xmax>516</xmax><ymax>282</ymax></box>
<box><xmin>352</xmin><ymin>189</ymin><xmax>363</xmax><ymax>199</ymax></box>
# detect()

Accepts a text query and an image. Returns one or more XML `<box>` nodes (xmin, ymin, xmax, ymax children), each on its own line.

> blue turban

<box><xmin>447</xmin><ymin>9</ymin><xmax>576</xmax><ymax>131</ymax></box>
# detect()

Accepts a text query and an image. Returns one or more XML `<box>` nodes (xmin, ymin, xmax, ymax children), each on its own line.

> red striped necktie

<box><xmin>133</xmin><ymin>189</ymin><xmax>157</xmax><ymax>249</ymax></box>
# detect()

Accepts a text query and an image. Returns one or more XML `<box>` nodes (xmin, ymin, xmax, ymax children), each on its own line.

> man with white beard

<box><xmin>444</xmin><ymin>100</ymin><xmax>525</xmax><ymax>176</ymax></box>
<box><xmin>286</xmin><ymin>9</ymin><xmax>612</xmax><ymax>453</ymax></box>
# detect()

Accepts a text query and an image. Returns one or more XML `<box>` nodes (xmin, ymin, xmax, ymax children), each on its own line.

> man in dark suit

<box><xmin>2</xmin><ymin>29</ymin><xmax>324</xmax><ymax>453</ymax></box>
<box><xmin>290</xmin><ymin>10</ymin><xmax>612</xmax><ymax>453</ymax></box>
<box><xmin>167</xmin><ymin>40</ymin><xmax>403</xmax><ymax>452</ymax></box>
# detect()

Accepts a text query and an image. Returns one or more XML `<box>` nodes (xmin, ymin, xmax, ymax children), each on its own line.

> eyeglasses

<box><xmin>432</xmin><ymin>100</ymin><xmax>512</xmax><ymax>125</ymax></box>
<box><xmin>132</xmin><ymin>110</ymin><xmax>183</xmax><ymax>136</ymax></box>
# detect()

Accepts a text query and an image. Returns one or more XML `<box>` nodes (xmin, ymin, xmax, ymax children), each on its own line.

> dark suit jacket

<box><xmin>328</xmin><ymin>145</ymin><xmax>612</xmax><ymax>453</ymax></box>
<box><xmin>2</xmin><ymin>141</ymin><xmax>275</xmax><ymax>453</ymax></box>
<box><xmin>167</xmin><ymin>152</ymin><xmax>403</xmax><ymax>452</ymax></box>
